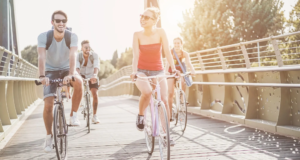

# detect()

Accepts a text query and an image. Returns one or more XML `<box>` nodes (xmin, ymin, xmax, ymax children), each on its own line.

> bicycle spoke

<box><xmin>157</xmin><ymin>102</ymin><xmax>170</xmax><ymax>160</ymax></box>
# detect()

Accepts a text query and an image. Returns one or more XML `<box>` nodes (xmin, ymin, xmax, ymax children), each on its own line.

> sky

<box><xmin>14</xmin><ymin>0</ymin><xmax>297</xmax><ymax>60</ymax></box>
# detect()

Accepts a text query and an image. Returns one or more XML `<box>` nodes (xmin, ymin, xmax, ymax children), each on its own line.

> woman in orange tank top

<box><xmin>130</xmin><ymin>7</ymin><xmax>179</xmax><ymax>145</ymax></box>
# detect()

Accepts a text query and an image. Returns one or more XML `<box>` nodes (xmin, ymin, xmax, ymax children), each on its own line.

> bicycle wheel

<box><xmin>178</xmin><ymin>90</ymin><xmax>187</xmax><ymax>132</ymax></box>
<box><xmin>53</xmin><ymin>105</ymin><xmax>67</xmax><ymax>160</ymax></box>
<box><xmin>174</xmin><ymin>90</ymin><xmax>179</xmax><ymax>126</ymax></box>
<box><xmin>85</xmin><ymin>94</ymin><xmax>91</xmax><ymax>133</ymax></box>
<box><xmin>144</xmin><ymin>105</ymin><xmax>155</xmax><ymax>154</ymax></box>
<box><xmin>157</xmin><ymin>102</ymin><xmax>170</xmax><ymax>160</ymax></box>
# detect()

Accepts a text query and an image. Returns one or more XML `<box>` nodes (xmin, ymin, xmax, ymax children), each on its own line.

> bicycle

<box><xmin>135</xmin><ymin>74</ymin><xmax>176</xmax><ymax>160</ymax></box>
<box><xmin>81</xmin><ymin>78</ymin><xmax>93</xmax><ymax>133</ymax></box>
<box><xmin>171</xmin><ymin>73</ymin><xmax>190</xmax><ymax>133</ymax></box>
<box><xmin>35</xmin><ymin>77</ymin><xmax>74</xmax><ymax>160</ymax></box>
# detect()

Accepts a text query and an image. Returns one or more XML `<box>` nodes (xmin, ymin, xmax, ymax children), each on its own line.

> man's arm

<box><xmin>76</xmin><ymin>52</ymin><xmax>81</xmax><ymax>75</ymax></box>
<box><xmin>38</xmin><ymin>48</ymin><xmax>46</xmax><ymax>77</ymax></box>
<box><xmin>69</xmin><ymin>46</ymin><xmax>78</xmax><ymax>75</ymax></box>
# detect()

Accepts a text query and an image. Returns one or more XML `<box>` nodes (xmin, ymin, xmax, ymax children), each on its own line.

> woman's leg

<box><xmin>135</xmin><ymin>73</ymin><xmax>152</xmax><ymax>115</ymax></box>
<box><xmin>159</xmin><ymin>77</ymin><xmax>170</xmax><ymax>123</ymax></box>
<box><xmin>167</xmin><ymin>78</ymin><xmax>175</xmax><ymax>119</ymax></box>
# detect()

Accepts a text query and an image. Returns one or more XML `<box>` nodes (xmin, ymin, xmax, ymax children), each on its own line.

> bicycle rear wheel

<box><xmin>53</xmin><ymin>104</ymin><xmax>67</xmax><ymax>160</ymax></box>
<box><xmin>85</xmin><ymin>94</ymin><xmax>91</xmax><ymax>133</ymax></box>
<box><xmin>157</xmin><ymin>102</ymin><xmax>170</xmax><ymax>160</ymax></box>
<box><xmin>178</xmin><ymin>90</ymin><xmax>187</xmax><ymax>132</ymax></box>
<box><xmin>144</xmin><ymin>105</ymin><xmax>155</xmax><ymax>154</ymax></box>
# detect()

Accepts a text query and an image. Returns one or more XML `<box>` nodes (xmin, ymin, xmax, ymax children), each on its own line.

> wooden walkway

<box><xmin>0</xmin><ymin>96</ymin><xmax>299</xmax><ymax>160</ymax></box>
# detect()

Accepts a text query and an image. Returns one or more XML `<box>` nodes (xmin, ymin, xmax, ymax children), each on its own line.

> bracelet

<box><xmin>39</xmin><ymin>75</ymin><xmax>45</xmax><ymax>78</ymax></box>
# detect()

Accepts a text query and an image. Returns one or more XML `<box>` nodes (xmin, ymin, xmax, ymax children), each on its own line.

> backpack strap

<box><xmin>173</xmin><ymin>49</ymin><xmax>186</xmax><ymax>73</ymax></box>
<box><xmin>64</xmin><ymin>30</ymin><xmax>71</xmax><ymax>49</ymax></box>
<box><xmin>46</xmin><ymin>30</ymin><xmax>54</xmax><ymax>50</ymax></box>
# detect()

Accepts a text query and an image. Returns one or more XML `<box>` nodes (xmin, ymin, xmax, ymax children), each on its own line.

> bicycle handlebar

<box><xmin>35</xmin><ymin>77</ymin><xmax>75</xmax><ymax>86</ymax></box>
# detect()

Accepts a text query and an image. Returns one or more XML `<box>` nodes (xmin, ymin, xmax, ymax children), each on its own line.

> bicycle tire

<box><xmin>157</xmin><ymin>102</ymin><xmax>170</xmax><ymax>160</ymax></box>
<box><xmin>174</xmin><ymin>90</ymin><xmax>179</xmax><ymax>126</ymax></box>
<box><xmin>86</xmin><ymin>94</ymin><xmax>91</xmax><ymax>133</ymax></box>
<box><xmin>178</xmin><ymin>90</ymin><xmax>187</xmax><ymax>132</ymax></box>
<box><xmin>53</xmin><ymin>104</ymin><xmax>67</xmax><ymax>160</ymax></box>
<box><xmin>144</xmin><ymin>104</ymin><xmax>155</xmax><ymax>154</ymax></box>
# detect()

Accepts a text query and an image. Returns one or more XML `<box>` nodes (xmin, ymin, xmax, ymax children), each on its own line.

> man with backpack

<box><xmin>76</xmin><ymin>40</ymin><xmax>100</xmax><ymax>124</ymax></box>
<box><xmin>37</xmin><ymin>10</ymin><xmax>83</xmax><ymax>153</ymax></box>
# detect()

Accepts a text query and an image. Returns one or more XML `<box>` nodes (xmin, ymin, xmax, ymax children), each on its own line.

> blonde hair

<box><xmin>145</xmin><ymin>7</ymin><xmax>160</xmax><ymax>20</ymax></box>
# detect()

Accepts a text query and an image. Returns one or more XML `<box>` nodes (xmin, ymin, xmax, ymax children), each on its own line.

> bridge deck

<box><xmin>0</xmin><ymin>97</ymin><xmax>299</xmax><ymax>160</ymax></box>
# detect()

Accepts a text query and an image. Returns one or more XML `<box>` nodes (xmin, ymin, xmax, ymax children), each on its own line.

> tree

<box><xmin>111</xmin><ymin>50</ymin><xmax>118</xmax><ymax>68</ymax></box>
<box><xmin>179</xmin><ymin>0</ymin><xmax>285</xmax><ymax>52</ymax></box>
<box><xmin>98</xmin><ymin>60</ymin><xmax>117</xmax><ymax>80</ymax></box>
<box><xmin>21</xmin><ymin>45</ymin><xmax>38</xmax><ymax>66</ymax></box>
<box><xmin>116</xmin><ymin>47</ymin><xmax>133</xmax><ymax>69</ymax></box>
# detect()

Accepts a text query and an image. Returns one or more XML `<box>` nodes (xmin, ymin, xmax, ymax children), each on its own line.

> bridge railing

<box><xmin>99</xmin><ymin>31</ymin><xmax>300</xmax><ymax>139</ymax></box>
<box><xmin>0</xmin><ymin>46</ymin><xmax>42</xmax><ymax>141</ymax></box>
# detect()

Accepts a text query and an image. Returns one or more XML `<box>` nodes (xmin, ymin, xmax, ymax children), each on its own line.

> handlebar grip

<box><xmin>35</xmin><ymin>80</ymin><xmax>42</xmax><ymax>86</ymax></box>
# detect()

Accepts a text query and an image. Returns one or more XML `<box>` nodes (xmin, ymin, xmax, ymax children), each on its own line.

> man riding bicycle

<box><xmin>76</xmin><ymin>40</ymin><xmax>100</xmax><ymax>124</ymax></box>
<box><xmin>37</xmin><ymin>10</ymin><xmax>83</xmax><ymax>153</ymax></box>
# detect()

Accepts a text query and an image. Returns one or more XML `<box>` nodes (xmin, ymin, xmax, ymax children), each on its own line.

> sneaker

<box><xmin>136</xmin><ymin>114</ymin><xmax>144</xmax><ymax>131</ymax></box>
<box><xmin>70</xmin><ymin>111</ymin><xmax>80</xmax><ymax>126</ymax></box>
<box><xmin>43</xmin><ymin>134</ymin><xmax>53</xmax><ymax>153</ymax></box>
<box><xmin>92</xmin><ymin>115</ymin><xmax>100</xmax><ymax>124</ymax></box>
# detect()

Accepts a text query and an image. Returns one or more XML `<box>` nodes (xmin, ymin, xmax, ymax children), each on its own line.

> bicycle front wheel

<box><xmin>85</xmin><ymin>94</ymin><xmax>91</xmax><ymax>133</ymax></box>
<box><xmin>53</xmin><ymin>105</ymin><xmax>67</xmax><ymax>160</ymax></box>
<box><xmin>178</xmin><ymin>90</ymin><xmax>187</xmax><ymax>132</ymax></box>
<box><xmin>144</xmin><ymin>105</ymin><xmax>155</xmax><ymax>154</ymax></box>
<box><xmin>157</xmin><ymin>102</ymin><xmax>170</xmax><ymax>160</ymax></box>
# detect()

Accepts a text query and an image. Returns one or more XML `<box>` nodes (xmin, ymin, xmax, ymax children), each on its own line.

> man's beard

<box><xmin>54</xmin><ymin>26</ymin><xmax>64</xmax><ymax>33</ymax></box>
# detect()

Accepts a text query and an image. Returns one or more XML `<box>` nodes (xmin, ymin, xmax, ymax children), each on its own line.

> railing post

<box><xmin>271</xmin><ymin>37</ymin><xmax>283</xmax><ymax>67</ymax></box>
<box><xmin>7</xmin><ymin>81</ymin><xmax>17</xmax><ymax>119</ymax></box>
<box><xmin>13</xmin><ymin>81</ymin><xmax>22</xmax><ymax>114</ymax></box>
<box><xmin>240</xmin><ymin>43</ymin><xmax>251</xmax><ymax>69</ymax></box>
<box><xmin>3</xmin><ymin>54</ymin><xmax>12</xmax><ymax>76</ymax></box>
<box><xmin>196</xmin><ymin>52</ymin><xmax>205</xmax><ymax>71</ymax></box>
<box><xmin>10</xmin><ymin>56</ymin><xmax>18</xmax><ymax>76</ymax></box>
<box><xmin>0</xmin><ymin>81</ymin><xmax>11</xmax><ymax>125</ymax></box>
<box><xmin>217</xmin><ymin>48</ymin><xmax>227</xmax><ymax>70</ymax></box>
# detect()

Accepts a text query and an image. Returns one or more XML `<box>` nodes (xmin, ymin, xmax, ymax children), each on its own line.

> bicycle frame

<box><xmin>54</xmin><ymin>84</ymin><xmax>68</xmax><ymax>134</ymax></box>
<box><xmin>137</xmin><ymin>74</ymin><xmax>175</xmax><ymax>137</ymax></box>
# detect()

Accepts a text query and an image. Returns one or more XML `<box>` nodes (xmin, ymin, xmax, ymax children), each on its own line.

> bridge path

<box><xmin>0</xmin><ymin>96</ymin><xmax>299</xmax><ymax>160</ymax></box>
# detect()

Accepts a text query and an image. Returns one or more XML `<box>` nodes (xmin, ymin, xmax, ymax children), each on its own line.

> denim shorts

<box><xmin>137</xmin><ymin>68</ymin><xmax>165</xmax><ymax>76</ymax></box>
<box><xmin>44</xmin><ymin>69</ymin><xmax>70</xmax><ymax>100</ymax></box>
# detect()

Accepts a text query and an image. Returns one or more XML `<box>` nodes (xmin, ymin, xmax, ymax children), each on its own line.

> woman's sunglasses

<box><xmin>140</xmin><ymin>14</ymin><xmax>154</xmax><ymax>21</ymax></box>
<box><xmin>54</xmin><ymin>19</ymin><xmax>67</xmax><ymax>23</ymax></box>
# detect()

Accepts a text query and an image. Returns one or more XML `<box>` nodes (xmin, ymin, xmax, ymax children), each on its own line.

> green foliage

<box><xmin>179</xmin><ymin>0</ymin><xmax>285</xmax><ymax>52</ymax></box>
<box><xmin>116</xmin><ymin>47</ymin><xmax>133</xmax><ymax>69</ymax></box>
<box><xmin>98</xmin><ymin>60</ymin><xmax>117</xmax><ymax>80</ymax></box>
<box><xmin>111</xmin><ymin>50</ymin><xmax>118</xmax><ymax>68</ymax></box>
<box><xmin>21</xmin><ymin>45</ymin><xmax>38</xmax><ymax>66</ymax></box>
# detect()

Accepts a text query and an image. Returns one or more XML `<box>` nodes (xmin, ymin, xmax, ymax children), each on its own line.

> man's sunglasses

<box><xmin>54</xmin><ymin>19</ymin><xmax>67</xmax><ymax>23</ymax></box>
<box><xmin>140</xmin><ymin>14</ymin><xmax>154</xmax><ymax>21</ymax></box>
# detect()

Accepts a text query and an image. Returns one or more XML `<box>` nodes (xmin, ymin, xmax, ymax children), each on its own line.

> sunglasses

<box><xmin>54</xmin><ymin>19</ymin><xmax>67</xmax><ymax>23</ymax></box>
<box><xmin>140</xmin><ymin>14</ymin><xmax>154</xmax><ymax>21</ymax></box>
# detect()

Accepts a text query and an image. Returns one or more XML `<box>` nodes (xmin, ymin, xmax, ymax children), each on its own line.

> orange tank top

<box><xmin>138</xmin><ymin>43</ymin><xmax>163</xmax><ymax>71</ymax></box>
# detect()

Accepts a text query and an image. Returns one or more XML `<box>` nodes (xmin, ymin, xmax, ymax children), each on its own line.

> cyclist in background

<box><xmin>37</xmin><ymin>10</ymin><xmax>83</xmax><ymax>153</ymax></box>
<box><xmin>130</xmin><ymin>7</ymin><xmax>179</xmax><ymax>146</ymax></box>
<box><xmin>166</xmin><ymin>37</ymin><xmax>196</xmax><ymax>121</ymax></box>
<box><xmin>76</xmin><ymin>40</ymin><xmax>100</xmax><ymax>124</ymax></box>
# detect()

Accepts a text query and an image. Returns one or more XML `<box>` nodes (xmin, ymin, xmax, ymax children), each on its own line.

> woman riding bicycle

<box><xmin>130</xmin><ymin>7</ymin><xmax>179</xmax><ymax>144</ymax></box>
<box><xmin>166</xmin><ymin>37</ymin><xmax>196</xmax><ymax>120</ymax></box>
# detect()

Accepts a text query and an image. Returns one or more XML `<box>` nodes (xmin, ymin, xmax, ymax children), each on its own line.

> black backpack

<box><xmin>46</xmin><ymin>28</ymin><xmax>72</xmax><ymax>50</ymax></box>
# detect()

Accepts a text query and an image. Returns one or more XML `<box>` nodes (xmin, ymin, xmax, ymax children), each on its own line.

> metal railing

<box><xmin>0</xmin><ymin>46</ymin><xmax>42</xmax><ymax>142</ymax></box>
<box><xmin>99</xmin><ymin>31</ymin><xmax>300</xmax><ymax>139</ymax></box>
